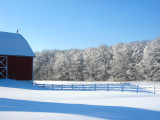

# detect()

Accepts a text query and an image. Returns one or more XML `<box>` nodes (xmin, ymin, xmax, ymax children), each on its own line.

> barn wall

<box><xmin>8</xmin><ymin>56</ymin><xmax>33</xmax><ymax>80</ymax></box>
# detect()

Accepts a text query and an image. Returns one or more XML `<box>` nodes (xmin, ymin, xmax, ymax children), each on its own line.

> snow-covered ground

<box><xmin>0</xmin><ymin>79</ymin><xmax>160</xmax><ymax>120</ymax></box>
<box><xmin>34</xmin><ymin>80</ymin><xmax>160</xmax><ymax>85</ymax></box>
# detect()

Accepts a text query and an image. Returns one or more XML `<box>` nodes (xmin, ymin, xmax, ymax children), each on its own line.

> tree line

<box><xmin>33</xmin><ymin>38</ymin><xmax>160</xmax><ymax>81</ymax></box>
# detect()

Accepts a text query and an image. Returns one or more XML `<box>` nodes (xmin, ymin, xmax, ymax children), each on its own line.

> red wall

<box><xmin>8</xmin><ymin>56</ymin><xmax>33</xmax><ymax>80</ymax></box>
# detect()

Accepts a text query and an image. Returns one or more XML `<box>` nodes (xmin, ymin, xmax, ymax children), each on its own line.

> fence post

<box><xmin>122</xmin><ymin>84</ymin><xmax>123</xmax><ymax>92</ymax></box>
<box><xmin>33</xmin><ymin>82</ymin><xmax>37</xmax><ymax>86</ymax></box>
<box><xmin>154</xmin><ymin>85</ymin><xmax>156</xmax><ymax>94</ymax></box>
<box><xmin>61</xmin><ymin>84</ymin><xmax>63</xmax><ymax>90</ymax></box>
<box><xmin>52</xmin><ymin>84</ymin><xmax>54</xmax><ymax>90</ymax></box>
<box><xmin>72</xmin><ymin>84</ymin><xmax>74</xmax><ymax>90</ymax></box>
<box><xmin>82</xmin><ymin>84</ymin><xmax>84</xmax><ymax>90</ymax></box>
<box><xmin>95</xmin><ymin>84</ymin><xmax>97</xmax><ymax>91</ymax></box>
<box><xmin>107</xmin><ymin>84</ymin><xmax>109</xmax><ymax>92</ymax></box>
<box><xmin>137</xmin><ymin>85</ymin><xmax>138</xmax><ymax>93</ymax></box>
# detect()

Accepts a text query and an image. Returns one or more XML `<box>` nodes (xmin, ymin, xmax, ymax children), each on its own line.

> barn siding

<box><xmin>8</xmin><ymin>56</ymin><xmax>33</xmax><ymax>80</ymax></box>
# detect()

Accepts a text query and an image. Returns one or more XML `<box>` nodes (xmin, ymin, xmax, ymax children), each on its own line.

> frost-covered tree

<box><xmin>137</xmin><ymin>38</ymin><xmax>160</xmax><ymax>81</ymax></box>
<box><xmin>33</xmin><ymin>38</ymin><xmax>160</xmax><ymax>81</ymax></box>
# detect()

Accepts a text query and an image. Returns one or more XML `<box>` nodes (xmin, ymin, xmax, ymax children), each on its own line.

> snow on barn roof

<box><xmin>0</xmin><ymin>31</ymin><xmax>35</xmax><ymax>57</ymax></box>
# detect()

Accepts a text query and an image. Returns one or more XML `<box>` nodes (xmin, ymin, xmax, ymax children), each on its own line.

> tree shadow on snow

<box><xmin>0</xmin><ymin>98</ymin><xmax>160</xmax><ymax>120</ymax></box>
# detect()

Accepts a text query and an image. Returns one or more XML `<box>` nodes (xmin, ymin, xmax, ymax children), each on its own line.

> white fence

<box><xmin>33</xmin><ymin>82</ymin><xmax>160</xmax><ymax>94</ymax></box>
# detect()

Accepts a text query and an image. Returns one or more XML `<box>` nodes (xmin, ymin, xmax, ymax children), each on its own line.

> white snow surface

<box><xmin>0</xmin><ymin>31</ymin><xmax>35</xmax><ymax>57</ymax></box>
<box><xmin>0</xmin><ymin>79</ymin><xmax>160</xmax><ymax>120</ymax></box>
<box><xmin>35</xmin><ymin>80</ymin><xmax>160</xmax><ymax>86</ymax></box>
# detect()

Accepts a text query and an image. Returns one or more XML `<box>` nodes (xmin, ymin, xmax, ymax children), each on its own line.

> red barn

<box><xmin>0</xmin><ymin>31</ymin><xmax>35</xmax><ymax>80</ymax></box>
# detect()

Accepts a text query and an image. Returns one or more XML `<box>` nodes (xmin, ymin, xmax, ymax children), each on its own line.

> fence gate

<box><xmin>0</xmin><ymin>56</ymin><xmax>7</xmax><ymax>79</ymax></box>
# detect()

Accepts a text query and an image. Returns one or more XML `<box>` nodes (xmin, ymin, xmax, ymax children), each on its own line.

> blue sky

<box><xmin>0</xmin><ymin>0</ymin><xmax>160</xmax><ymax>52</ymax></box>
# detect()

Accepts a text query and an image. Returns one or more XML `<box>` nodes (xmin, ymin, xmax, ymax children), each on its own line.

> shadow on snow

<box><xmin>0</xmin><ymin>98</ymin><xmax>160</xmax><ymax>120</ymax></box>
<box><xmin>0</xmin><ymin>79</ymin><xmax>46</xmax><ymax>90</ymax></box>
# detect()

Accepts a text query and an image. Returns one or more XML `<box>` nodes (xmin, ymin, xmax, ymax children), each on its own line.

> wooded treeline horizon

<box><xmin>33</xmin><ymin>38</ymin><xmax>160</xmax><ymax>81</ymax></box>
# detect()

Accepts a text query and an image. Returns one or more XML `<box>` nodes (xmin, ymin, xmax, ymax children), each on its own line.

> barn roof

<box><xmin>0</xmin><ymin>31</ymin><xmax>35</xmax><ymax>57</ymax></box>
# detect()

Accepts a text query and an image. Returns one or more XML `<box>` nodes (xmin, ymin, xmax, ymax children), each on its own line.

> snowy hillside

<box><xmin>0</xmin><ymin>79</ymin><xmax>160</xmax><ymax>120</ymax></box>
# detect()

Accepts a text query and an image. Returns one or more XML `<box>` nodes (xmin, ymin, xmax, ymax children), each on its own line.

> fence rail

<box><xmin>33</xmin><ymin>82</ymin><xmax>160</xmax><ymax>94</ymax></box>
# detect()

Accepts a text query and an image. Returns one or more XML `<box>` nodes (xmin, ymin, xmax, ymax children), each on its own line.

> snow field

<box><xmin>0</xmin><ymin>79</ymin><xmax>160</xmax><ymax>120</ymax></box>
<box><xmin>0</xmin><ymin>112</ymin><xmax>105</xmax><ymax>120</ymax></box>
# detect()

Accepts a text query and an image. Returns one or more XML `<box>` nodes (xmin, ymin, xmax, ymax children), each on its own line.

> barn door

<box><xmin>0</xmin><ymin>56</ymin><xmax>7</xmax><ymax>79</ymax></box>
